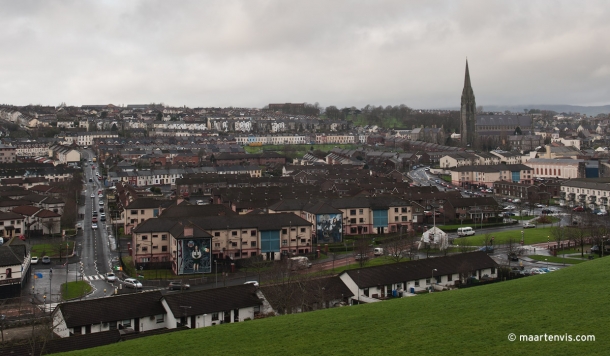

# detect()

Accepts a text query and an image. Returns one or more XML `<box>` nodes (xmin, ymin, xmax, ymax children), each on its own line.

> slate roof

<box><xmin>342</xmin><ymin>251</ymin><xmax>498</xmax><ymax>288</ymax></box>
<box><xmin>56</xmin><ymin>291</ymin><xmax>165</xmax><ymax>328</ymax></box>
<box><xmin>0</xmin><ymin>241</ymin><xmax>28</xmax><ymax>267</ymax></box>
<box><xmin>125</xmin><ymin>198</ymin><xmax>174</xmax><ymax>210</ymax></box>
<box><xmin>163</xmin><ymin>284</ymin><xmax>261</xmax><ymax>317</ymax></box>
<box><xmin>159</xmin><ymin>204</ymin><xmax>237</xmax><ymax>218</ymax></box>
<box><xmin>475</xmin><ymin>115</ymin><xmax>533</xmax><ymax>127</ymax></box>
<box><xmin>451</xmin><ymin>164</ymin><xmax>532</xmax><ymax>173</ymax></box>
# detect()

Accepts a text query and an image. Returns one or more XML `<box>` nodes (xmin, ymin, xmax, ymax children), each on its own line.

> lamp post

<box><xmin>521</xmin><ymin>230</ymin><xmax>524</xmax><ymax>248</ymax></box>
<box><xmin>43</xmin><ymin>294</ymin><xmax>46</xmax><ymax>313</ymax></box>
<box><xmin>547</xmin><ymin>236</ymin><xmax>550</xmax><ymax>250</ymax></box>
<box><xmin>431</xmin><ymin>268</ymin><xmax>437</xmax><ymax>292</ymax></box>
<box><xmin>214</xmin><ymin>260</ymin><xmax>218</xmax><ymax>288</ymax></box>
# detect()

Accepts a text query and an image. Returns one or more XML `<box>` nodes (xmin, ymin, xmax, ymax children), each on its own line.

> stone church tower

<box><xmin>460</xmin><ymin>60</ymin><xmax>476</xmax><ymax>147</ymax></box>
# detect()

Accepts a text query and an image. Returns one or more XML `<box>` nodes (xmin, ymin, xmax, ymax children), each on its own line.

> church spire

<box><xmin>463</xmin><ymin>59</ymin><xmax>473</xmax><ymax>96</ymax></box>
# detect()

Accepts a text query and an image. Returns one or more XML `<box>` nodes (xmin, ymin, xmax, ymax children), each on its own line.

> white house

<box><xmin>0</xmin><ymin>237</ymin><xmax>31</xmax><ymax>298</ymax></box>
<box><xmin>339</xmin><ymin>251</ymin><xmax>498</xmax><ymax>303</ymax></box>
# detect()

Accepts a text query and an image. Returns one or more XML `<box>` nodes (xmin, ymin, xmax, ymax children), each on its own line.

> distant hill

<box><xmin>484</xmin><ymin>105</ymin><xmax>610</xmax><ymax>116</ymax></box>
<box><xmin>64</xmin><ymin>256</ymin><xmax>610</xmax><ymax>356</ymax></box>
<box><xmin>438</xmin><ymin>104</ymin><xmax>610</xmax><ymax>116</ymax></box>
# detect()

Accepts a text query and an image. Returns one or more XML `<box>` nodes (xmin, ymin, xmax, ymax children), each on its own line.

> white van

<box><xmin>457</xmin><ymin>227</ymin><xmax>475</xmax><ymax>237</ymax></box>
<box><xmin>289</xmin><ymin>256</ymin><xmax>312</xmax><ymax>270</ymax></box>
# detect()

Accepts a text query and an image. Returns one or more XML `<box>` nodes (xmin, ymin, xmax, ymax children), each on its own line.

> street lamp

<box><xmin>431</xmin><ymin>269</ymin><xmax>437</xmax><ymax>292</ymax></box>
<box><xmin>215</xmin><ymin>260</ymin><xmax>218</xmax><ymax>288</ymax></box>
<box><xmin>521</xmin><ymin>230</ymin><xmax>524</xmax><ymax>247</ymax></box>
<box><xmin>547</xmin><ymin>236</ymin><xmax>550</xmax><ymax>250</ymax></box>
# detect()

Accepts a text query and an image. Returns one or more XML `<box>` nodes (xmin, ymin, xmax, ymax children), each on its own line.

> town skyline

<box><xmin>1</xmin><ymin>1</ymin><xmax>609</xmax><ymax>109</ymax></box>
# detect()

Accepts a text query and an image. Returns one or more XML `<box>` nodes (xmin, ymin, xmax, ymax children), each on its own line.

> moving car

<box><xmin>541</xmin><ymin>209</ymin><xmax>554</xmax><ymax>214</ymax></box>
<box><xmin>105</xmin><ymin>272</ymin><xmax>117</xmax><ymax>282</ymax></box>
<box><xmin>354</xmin><ymin>254</ymin><xmax>368</xmax><ymax>261</ymax></box>
<box><xmin>91</xmin><ymin>223</ymin><xmax>98</xmax><ymax>229</ymax></box>
<box><xmin>573</xmin><ymin>206</ymin><xmax>585</xmax><ymax>212</ymax></box>
<box><xmin>457</xmin><ymin>227</ymin><xmax>475</xmax><ymax>236</ymax></box>
<box><xmin>90</xmin><ymin>193</ymin><xmax>95</xmax><ymax>198</ymax></box>
<box><xmin>522</xmin><ymin>222</ymin><xmax>536</xmax><ymax>228</ymax></box>
<box><xmin>123</xmin><ymin>278</ymin><xmax>142</xmax><ymax>289</ymax></box>
<box><xmin>168</xmin><ymin>281</ymin><xmax>190</xmax><ymax>291</ymax></box>
<box><xmin>41</xmin><ymin>256</ymin><xmax>51</xmax><ymax>264</ymax></box>
<box><xmin>31</xmin><ymin>256</ymin><xmax>39</xmax><ymax>264</ymax></box>
<box><xmin>92</xmin><ymin>217</ymin><xmax>97</xmax><ymax>223</ymax></box>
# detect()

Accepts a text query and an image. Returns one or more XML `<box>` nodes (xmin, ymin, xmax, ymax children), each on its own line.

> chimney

<box><xmin>184</xmin><ymin>226</ymin><xmax>193</xmax><ymax>237</ymax></box>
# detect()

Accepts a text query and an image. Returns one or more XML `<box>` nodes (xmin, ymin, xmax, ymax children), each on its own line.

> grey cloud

<box><xmin>0</xmin><ymin>0</ymin><xmax>609</xmax><ymax>108</ymax></box>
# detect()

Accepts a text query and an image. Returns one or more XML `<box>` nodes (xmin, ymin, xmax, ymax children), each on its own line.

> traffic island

<box><xmin>60</xmin><ymin>281</ymin><xmax>92</xmax><ymax>300</ymax></box>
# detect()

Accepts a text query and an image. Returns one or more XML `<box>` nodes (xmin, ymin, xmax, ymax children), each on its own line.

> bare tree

<box><xmin>353</xmin><ymin>237</ymin><xmax>371</xmax><ymax>267</ymax></box>
<box><xmin>382</xmin><ymin>228</ymin><xmax>414</xmax><ymax>263</ymax></box>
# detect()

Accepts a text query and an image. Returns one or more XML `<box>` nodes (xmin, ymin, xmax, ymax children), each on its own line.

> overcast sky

<box><xmin>1</xmin><ymin>0</ymin><xmax>609</xmax><ymax>109</ymax></box>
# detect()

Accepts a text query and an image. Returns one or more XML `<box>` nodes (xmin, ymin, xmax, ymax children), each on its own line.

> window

<box><xmin>214</xmin><ymin>232</ymin><xmax>220</xmax><ymax>237</ymax></box>
<box><xmin>394</xmin><ymin>208</ymin><xmax>398</xmax><ymax>213</ymax></box>
<box><xmin>242</xmin><ymin>230</ymin><xmax>247</xmax><ymax>234</ymax></box>
<box><xmin>491</xmin><ymin>267</ymin><xmax>496</xmax><ymax>274</ymax></box>
<box><xmin>447</xmin><ymin>274</ymin><xmax>453</xmax><ymax>282</ymax></box>
<box><xmin>350</xmin><ymin>209</ymin><xmax>356</xmax><ymax>216</ymax></box>
<box><xmin>359</xmin><ymin>218</ymin><xmax>364</xmax><ymax>223</ymax></box>
<box><xmin>359</xmin><ymin>209</ymin><xmax>364</xmax><ymax>214</ymax></box>
<box><xmin>402</xmin><ymin>216</ymin><xmax>408</xmax><ymax>221</ymax></box>
<box><xmin>415</xmin><ymin>280</ymin><xmax>420</xmax><ymax>287</ymax></box>
<box><xmin>162</xmin><ymin>246</ymin><xmax>167</xmax><ymax>252</ymax></box>
<box><xmin>108</xmin><ymin>321</ymin><xmax>117</xmax><ymax>330</ymax></box>
<box><xmin>122</xmin><ymin>319</ymin><xmax>132</xmax><ymax>327</ymax></box>
<box><xmin>350</xmin><ymin>227</ymin><xmax>357</xmax><ymax>233</ymax></box>
<box><xmin>394</xmin><ymin>217</ymin><xmax>398</xmax><ymax>221</ymax></box>
<box><xmin>140</xmin><ymin>210</ymin><xmax>144</xmax><ymax>214</ymax></box>
<box><xmin>152</xmin><ymin>234</ymin><xmax>158</xmax><ymax>238</ymax></box>
<box><xmin>141</xmin><ymin>235</ymin><xmax>148</xmax><ymax>240</ymax></box>
<box><xmin>131</xmin><ymin>210</ymin><xmax>137</xmax><ymax>215</ymax></box>
<box><xmin>282</xmin><ymin>239</ymin><xmax>288</xmax><ymax>246</ymax></box>
<box><xmin>251</xmin><ymin>241</ymin><xmax>256</xmax><ymax>247</ymax></box>
<box><xmin>402</xmin><ymin>207</ymin><xmax>407</xmax><ymax>213</ymax></box>
<box><xmin>161</xmin><ymin>234</ymin><xmax>167</xmax><ymax>240</ymax></box>
<box><xmin>362</xmin><ymin>227</ymin><xmax>367</xmax><ymax>232</ymax></box>
<box><xmin>232</xmin><ymin>231</ymin><xmax>237</xmax><ymax>236</ymax></box>
<box><xmin>153</xmin><ymin>245</ymin><xmax>159</xmax><ymax>249</ymax></box>
<box><xmin>231</xmin><ymin>242</ymin><xmax>237</xmax><ymax>247</ymax></box>
<box><xmin>212</xmin><ymin>312</ymin><xmax>219</xmax><ymax>321</ymax></box>
<box><xmin>142</xmin><ymin>247</ymin><xmax>148</xmax><ymax>252</ymax></box>
<box><xmin>350</xmin><ymin>218</ymin><xmax>356</xmax><ymax>223</ymax></box>
<box><xmin>300</xmin><ymin>228</ymin><xmax>306</xmax><ymax>233</ymax></box>
<box><xmin>214</xmin><ymin>243</ymin><xmax>220</xmax><ymax>248</ymax></box>
<box><xmin>282</xmin><ymin>229</ymin><xmax>288</xmax><ymax>235</ymax></box>
<box><xmin>426</xmin><ymin>278</ymin><xmax>430</xmax><ymax>285</ymax></box>
<box><xmin>251</xmin><ymin>230</ymin><xmax>256</xmax><ymax>236</ymax></box>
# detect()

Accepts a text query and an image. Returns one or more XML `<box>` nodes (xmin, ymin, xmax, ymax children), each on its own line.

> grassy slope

<box><xmin>59</xmin><ymin>257</ymin><xmax>609</xmax><ymax>356</ymax></box>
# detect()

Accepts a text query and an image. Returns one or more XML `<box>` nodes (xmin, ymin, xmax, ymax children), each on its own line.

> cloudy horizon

<box><xmin>1</xmin><ymin>0</ymin><xmax>609</xmax><ymax>109</ymax></box>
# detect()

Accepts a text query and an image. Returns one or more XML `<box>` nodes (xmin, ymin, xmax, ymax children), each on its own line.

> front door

<box><xmin>234</xmin><ymin>309</ymin><xmax>239</xmax><ymax>322</ymax></box>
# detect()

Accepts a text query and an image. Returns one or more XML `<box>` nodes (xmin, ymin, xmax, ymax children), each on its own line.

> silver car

<box><xmin>123</xmin><ymin>278</ymin><xmax>142</xmax><ymax>289</ymax></box>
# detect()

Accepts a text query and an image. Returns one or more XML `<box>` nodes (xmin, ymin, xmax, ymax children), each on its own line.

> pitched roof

<box><xmin>57</xmin><ymin>291</ymin><xmax>165</xmax><ymax>328</ymax></box>
<box><xmin>163</xmin><ymin>284</ymin><xmax>261</xmax><ymax>317</ymax></box>
<box><xmin>342</xmin><ymin>251</ymin><xmax>498</xmax><ymax>288</ymax></box>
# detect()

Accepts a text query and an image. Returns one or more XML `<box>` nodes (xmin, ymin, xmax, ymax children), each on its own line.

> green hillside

<box><xmin>60</xmin><ymin>258</ymin><xmax>609</xmax><ymax>356</ymax></box>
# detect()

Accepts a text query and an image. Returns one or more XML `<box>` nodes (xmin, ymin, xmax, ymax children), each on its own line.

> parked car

<box><xmin>523</xmin><ymin>222</ymin><xmax>536</xmax><ymax>229</ymax></box>
<box><xmin>123</xmin><ymin>278</ymin><xmax>142</xmax><ymax>289</ymax></box>
<box><xmin>244</xmin><ymin>281</ymin><xmax>259</xmax><ymax>287</ymax></box>
<box><xmin>31</xmin><ymin>256</ymin><xmax>39</xmax><ymax>264</ymax></box>
<box><xmin>99</xmin><ymin>207</ymin><xmax>104</xmax><ymax>213</ymax></box>
<box><xmin>535</xmin><ymin>203</ymin><xmax>544</xmax><ymax>208</ymax></box>
<box><xmin>597</xmin><ymin>211</ymin><xmax>608</xmax><ymax>216</ymax></box>
<box><xmin>573</xmin><ymin>206</ymin><xmax>585</xmax><ymax>212</ymax></box>
<box><xmin>105</xmin><ymin>272</ymin><xmax>117</xmax><ymax>282</ymax></box>
<box><xmin>541</xmin><ymin>209</ymin><xmax>554</xmax><ymax>214</ymax></box>
<box><xmin>478</xmin><ymin>246</ymin><xmax>494</xmax><ymax>253</ymax></box>
<box><xmin>100</xmin><ymin>215</ymin><xmax>106</xmax><ymax>222</ymax></box>
<box><xmin>41</xmin><ymin>256</ymin><xmax>51</xmax><ymax>264</ymax></box>
<box><xmin>168</xmin><ymin>281</ymin><xmax>190</xmax><ymax>291</ymax></box>
<box><xmin>75</xmin><ymin>222</ymin><xmax>82</xmax><ymax>230</ymax></box>
<box><xmin>354</xmin><ymin>254</ymin><xmax>368</xmax><ymax>261</ymax></box>
<box><xmin>508</xmin><ymin>253</ymin><xmax>519</xmax><ymax>261</ymax></box>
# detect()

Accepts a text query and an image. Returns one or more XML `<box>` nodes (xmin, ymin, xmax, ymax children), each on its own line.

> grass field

<box><xmin>59</xmin><ymin>251</ymin><xmax>610</xmax><ymax>356</ymax></box>
<box><xmin>453</xmin><ymin>227</ymin><xmax>555</xmax><ymax>246</ymax></box>
<box><xmin>31</xmin><ymin>241</ymin><xmax>75</xmax><ymax>258</ymax></box>
<box><xmin>60</xmin><ymin>281</ymin><xmax>92</xmax><ymax>300</ymax></box>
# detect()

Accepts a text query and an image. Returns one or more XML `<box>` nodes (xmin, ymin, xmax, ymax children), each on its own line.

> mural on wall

<box><xmin>316</xmin><ymin>213</ymin><xmax>342</xmax><ymax>244</ymax></box>
<box><xmin>177</xmin><ymin>238</ymin><xmax>212</xmax><ymax>275</ymax></box>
